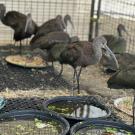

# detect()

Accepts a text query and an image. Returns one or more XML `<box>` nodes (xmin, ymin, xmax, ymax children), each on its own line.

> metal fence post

<box><xmin>95</xmin><ymin>0</ymin><xmax>102</xmax><ymax>37</ymax></box>
<box><xmin>89</xmin><ymin>0</ymin><xmax>95</xmax><ymax>41</ymax></box>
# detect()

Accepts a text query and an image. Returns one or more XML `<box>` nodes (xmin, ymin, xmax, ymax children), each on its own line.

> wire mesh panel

<box><xmin>97</xmin><ymin>0</ymin><xmax>135</xmax><ymax>54</ymax></box>
<box><xmin>0</xmin><ymin>0</ymin><xmax>92</xmax><ymax>45</ymax></box>
<box><xmin>0</xmin><ymin>109</ymin><xmax>69</xmax><ymax>135</ymax></box>
<box><xmin>0</xmin><ymin>119</ymin><xmax>63</xmax><ymax>135</ymax></box>
<box><xmin>74</xmin><ymin>127</ymin><xmax>134</xmax><ymax>135</ymax></box>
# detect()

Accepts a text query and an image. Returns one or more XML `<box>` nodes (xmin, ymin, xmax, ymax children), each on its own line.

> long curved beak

<box><xmin>61</xmin><ymin>19</ymin><xmax>66</xmax><ymax>30</ymax></box>
<box><xmin>64</xmin><ymin>15</ymin><xmax>75</xmax><ymax>30</ymax></box>
<box><xmin>0</xmin><ymin>4</ymin><xmax>6</xmax><ymax>20</ymax></box>
<box><xmin>103</xmin><ymin>44</ymin><xmax>119</xmax><ymax>70</ymax></box>
<box><xmin>24</xmin><ymin>13</ymin><xmax>32</xmax><ymax>33</ymax></box>
<box><xmin>123</xmin><ymin>28</ymin><xmax>129</xmax><ymax>36</ymax></box>
<box><xmin>68</xmin><ymin>18</ymin><xmax>74</xmax><ymax>30</ymax></box>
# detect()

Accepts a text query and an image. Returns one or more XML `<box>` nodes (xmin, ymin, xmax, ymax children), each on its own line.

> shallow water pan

<box><xmin>70</xmin><ymin>120</ymin><xmax>135</xmax><ymax>135</ymax></box>
<box><xmin>43</xmin><ymin>96</ymin><xmax>111</xmax><ymax>126</ymax></box>
<box><xmin>0</xmin><ymin>109</ymin><xmax>70</xmax><ymax>135</ymax></box>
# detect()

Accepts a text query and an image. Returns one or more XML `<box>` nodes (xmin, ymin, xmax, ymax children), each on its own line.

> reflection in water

<box><xmin>70</xmin><ymin>104</ymin><xmax>107</xmax><ymax>118</ymax></box>
<box><xmin>47</xmin><ymin>101</ymin><xmax>107</xmax><ymax>118</ymax></box>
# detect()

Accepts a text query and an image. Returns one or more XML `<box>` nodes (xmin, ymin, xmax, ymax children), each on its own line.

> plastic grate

<box><xmin>0</xmin><ymin>97</ymin><xmax>45</xmax><ymax>113</ymax></box>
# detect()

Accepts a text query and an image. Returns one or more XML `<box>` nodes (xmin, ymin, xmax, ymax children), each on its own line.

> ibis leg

<box><xmin>20</xmin><ymin>40</ymin><xmax>22</xmax><ymax>54</ymax></box>
<box><xmin>10</xmin><ymin>41</ymin><xmax>16</xmax><ymax>54</ymax></box>
<box><xmin>26</xmin><ymin>39</ymin><xmax>29</xmax><ymax>46</ymax></box>
<box><xmin>51</xmin><ymin>62</ymin><xmax>54</xmax><ymax>68</ymax></box>
<box><xmin>10</xmin><ymin>44</ymin><xmax>12</xmax><ymax>54</ymax></box>
<box><xmin>76</xmin><ymin>67</ymin><xmax>82</xmax><ymax>94</ymax></box>
<box><xmin>71</xmin><ymin>68</ymin><xmax>77</xmax><ymax>96</ymax></box>
<box><xmin>58</xmin><ymin>64</ymin><xmax>63</xmax><ymax>76</ymax></box>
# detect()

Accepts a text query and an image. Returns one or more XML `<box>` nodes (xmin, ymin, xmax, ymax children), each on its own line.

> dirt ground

<box><xmin>0</xmin><ymin>45</ymin><xmax>134</xmax><ymax>125</ymax></box>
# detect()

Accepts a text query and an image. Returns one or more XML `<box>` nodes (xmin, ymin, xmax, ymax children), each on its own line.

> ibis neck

<box><xmin>0</xmin><ymin>11</ymin><xmax>6</xmax><ymax>24</ymax></box>
<box><xmin>34</xmin><ymin>25</ymin><xmax>39</xmax><ymax>34</ymax></box>
<box><xmin>92</xmin><ymin>43</ymin><xmax>102</xmax><ymax>64</ymax></box>
<box><xmin>117</xmin><ymin>29</ymin><xmax>123</xmax><ymax>37</ymax></box>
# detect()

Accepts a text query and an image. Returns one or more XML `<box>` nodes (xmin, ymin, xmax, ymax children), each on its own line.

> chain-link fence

<box><xmin>0</xmin><ymin>0</ymin><xmax>92</xmax><ymax>45</ymax></box>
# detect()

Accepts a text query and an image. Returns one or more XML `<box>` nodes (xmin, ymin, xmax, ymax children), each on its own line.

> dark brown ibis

<box><xmin>103</xmin><ymin>24</ymin><xmax>128</xmax><ymax>53</ymax></box>
<box><xmin>30</xmin><ymin>31</ymin><xmax>78</xmax><ymax>50</ymax></box>
<box><xmin>30</xmin><ymin>14</ymin><xmax>74</xmax><ymax>43</ymax></box>
<box><xmin>0</xmin><ymin>4</ymin><xmax>38</xmax><ymax>52</ymax></box>
<box><xmin>107</xmin><ymin>67</ymin><xmax>135</xmax><ymax>126</ymax></box>
<box><xmin>31</xmin><ymin>31</ymin><xmax>79</xmax><ymax>75</ymax></box>
<box><xmin>59</xmin><ymin>36</ymin><xmax>119</xmax><ymax>95</ymax></box>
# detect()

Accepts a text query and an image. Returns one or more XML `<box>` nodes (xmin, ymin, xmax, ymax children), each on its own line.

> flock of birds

<box><xmin>0</xmin><ymin>3</ymin><xmax>130</xmax><ymax>95</ymax></box>
<box><xmin>0</xmin><ymin>2</ymin><xmax>135</xmax><ymax>128</ymax></box>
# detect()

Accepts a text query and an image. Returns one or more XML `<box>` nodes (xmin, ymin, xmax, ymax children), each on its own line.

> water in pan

<box><xmin>0</xmin><ymin>118</ymin><xmax>63</xmax><ymax>135</ymax></box>
<box><xmin>75</xmin><ymin>126</ymin><xmax>133</xmax><ymax>135</ymax></box>
<box><xmin>48</xmin><ymin>101</ymin><xmax>107</xmax><ymax>118</ymax></box>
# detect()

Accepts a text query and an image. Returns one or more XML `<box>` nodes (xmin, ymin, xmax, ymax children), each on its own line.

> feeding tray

<box><xmin>43</xmin><ymin>96</ymin><xmax>111</xmax><ymax>126</ymax></box>
<box><xmin>0</xmin><ymin>109</ymin><xmax>69</xmax><ymax>135</ymax></box>
<box><xmin>114</xmin><ymin>96</ymin><xmax>133</xmax><ymax>116</ymax></box>
<box><xmin>70</xmin><ymin>120</ymin><xmax>135</xmax><ymax>135</ymax></box>
<box><xmin>5</xmin><ymin>55</ymin><xmax>46</xmax><ymax>68</ymax></box>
